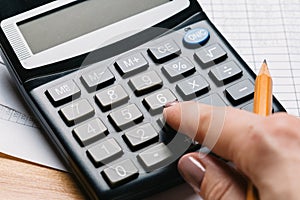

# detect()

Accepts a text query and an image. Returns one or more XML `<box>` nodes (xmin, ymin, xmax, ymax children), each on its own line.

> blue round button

<box><xmin>183</xmin><ymin>28</ymin><xmax>210</xmax><ymax>47</ymax></box>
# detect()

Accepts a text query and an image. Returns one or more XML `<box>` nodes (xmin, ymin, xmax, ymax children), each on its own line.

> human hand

<box><xmin>163</xmin><ymin>101</ymin><xmax>300</xmax><ymax>200</ymax></box>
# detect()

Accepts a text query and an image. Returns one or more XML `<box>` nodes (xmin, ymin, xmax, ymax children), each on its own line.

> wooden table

<box><xmin>0</xmin><ymin>153</ymin><xmax>84</xmax><ymax>200</ymax></box>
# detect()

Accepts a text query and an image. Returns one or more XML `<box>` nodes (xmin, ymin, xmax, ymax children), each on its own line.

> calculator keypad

<box><xmin>176</xmin><ymin>75</ymin><xmax>210</xmax><ymax>100</ymax></box>
<box><xmin>194</xmin><ymin>43</ymin><xmax>227</xmax><ymax>67</ymax></box>
<box><xmin>87</xmin><ymin>138</ymin><xmax>123</xmax><ymax>167</ymax></box>
<box><xmin>108</xmin><ymin>104</ymin><xmax>144</xmax><ymax>131</ymax></box>
<box><xmin>39</xmin><ymin>21</ymin><xmax>259</xmax><ymax>191</ymax></box>
<box><xmin>81</xmin><ymin>67</ymin><xmax>115</xmax><ymax>92</ymax></box>
<box><xmin>123</xmin><ymin>123</ymin><xmax>159</xmax><ymax>151</ymax></box>
<box><xmin>102</xmin><ymin>159</ymin><xmax>139</xmax><ymax>187</ymax></box>
<box><xmin>143</xmin><ymin>89</ymin><xmax>177</xmax><ymax>115</ymax></box>
<box><xmin>137</xmin><ymin>143</ymin><xmax>172</xmax><ymax>171</ymax></box>
<box><xmin>46</xmin><ymin>80</ymin><xmax>81</xmax><ymax>106</ymax></box>
<box><xmin>115</xmin><ymin>53</ymin><xmax>149</xmax><ymax>77</ymax></box>
<box><xmin>225</xmin><ymin>79</ymin><xmax>254</xmax><ymax>105</ymax></box>
<box><xmin>95</xmin><ymin>85</ymin><xmax>129</xmax><ymax>111</ymax></box>
<box><xmin>162</xmin><ymin>57</ymin><xmax>196</xmax><ymax>82</ymax></box>
<box><xmin>59</xmin><ymin>99</ymin><xmax>94</xmax><ymax>126</ymax></box>
<box><xmin>128</xmin><ymin>71</ymin><xmax>163</xmax><ymax>96</ymax></box>
<box><xmin>209</xmin><ymin>61</ymin><xmax>243</xmax><ymax>84</ymax></box>
<box><xmin>148</xmin><ymin>40</ymin><xmax>181</xmax><ymax>63</ymax></box>
<box><xmin>73</xmin><ymin>118</ymin><xmax>108</xmax><ymax>147</ymax></box>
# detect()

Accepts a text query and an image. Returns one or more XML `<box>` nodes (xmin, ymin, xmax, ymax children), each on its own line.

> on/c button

<box><xmin>183</xmin><ymin>28</ymin><xmax>210</xmax><ymax>48</ymax></box>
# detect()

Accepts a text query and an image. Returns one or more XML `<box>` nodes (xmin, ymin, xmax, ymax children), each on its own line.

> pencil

<box><xmin>246</xmin><ymin>60</ymin><xmax>273</xmax><ymax>200</ymax></box>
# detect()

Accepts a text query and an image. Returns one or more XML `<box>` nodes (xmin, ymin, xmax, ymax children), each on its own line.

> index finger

<box><xmin>163</xmin><ymin>101</ymin><xmax>263</xmax><ymax>162</ymax></box>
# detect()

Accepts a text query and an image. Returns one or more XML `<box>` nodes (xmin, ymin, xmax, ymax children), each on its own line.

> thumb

<box><xmin>178</xmin><ymin>153</ymin><xmax>247</xmax><ymax>200</ymax></box>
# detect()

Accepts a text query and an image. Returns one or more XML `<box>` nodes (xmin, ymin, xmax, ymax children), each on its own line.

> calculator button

<box><xmin>148</xmin><ymin>40</ymin><xmax>181</xmax><ymax>63</ymax></box>
<box><xmin>108</xmin><ymin>104</ymin><xmax>144</xmax><ymax>131</ymax></box>
<box><xmin>198</xmin><ymin>93</ymin><xmax>227</xmax><ymax>107</ymax></box>
<box><xmin>143</xmin><ymin>89</ymin><xmax>177</xmax><ymax>115</ymax></box>
<box><xmin>137</xmin><ymin>143</ymin><xmax>172</xmax><ymax>171</ymax></box>
<box><xmin>176</xmin><ymin>75</ymin><xmax>210</xmax><ymax>100</ymax></box>
<box><xmin>242</xmin><ymin>102</ymin><xmax>274</xmax><ymax>113</ymax></box>
<box><xmin>73</xmin><ymin>118</ymin><xmax>108</xmax><ymax>147</ymax></box>
<box><xmin>209</xmin><ymin>61</ymin><xmax>243</xmax><ymax>85</ymax></box>
<box><xmin>102</xmin><ymin>159</ymin><xmax>139</xmax><ymax>188</ymax></box>
<box><xmin>59</xmin><ymin>99</ymin><xmax>94</xmax><ymax>126</ymax></box>
<box><xmin>183</xmin><ymin>28</ymin><xmax>210</xmax><ymax>48</ymax></box>
<box><xmin>162</xmin><ymin>57</ymin><xmax>196</xmax><ymax>82</ymax></box>
<box><xmin>87</xmin><ymin>138</ymin><xmax>123</xmax><ymax>167</ymax></box>
<box><xmin>194</xmin><ymin>43</ymin><xmax>227</xmax><ymax>67</ymax></box>
<box><xmin>46</xmin><ymin>80</ymin><xmax>81</xmax><ymax>107</ymax></box>
<box><xmin>95</xmin><ymin>85</ymin><xmax>129</xmax><ymax>111</ymax></box>
<box><xmin>225</xmin><ymin>79</ymin><xmax>254</xmax><ymax>105</ymax></box>
<box><xmin>81</xmin><ymin>67</ymin><xmax>115</xmax><ymax>92</ymax></box>
<box><xmin>242</xmin><ymin>102</ymin><xmax>254</xmax><ymax>112</ymax></box>
<box><xmin>123</xmin><ymin>123</ymin><xmax>159</xmax><ymax>151</ymax></box>
<box><xmin>128</xmin><ymin>71</ymin><xmax>163</xmax><ymax>96</ymax></box>
<box><xmin>115</xmin><ymin>53</ymin><xmax>149</xmax><ymax>77</ymax></box>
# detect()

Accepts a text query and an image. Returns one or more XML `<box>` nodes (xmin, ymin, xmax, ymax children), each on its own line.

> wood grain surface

<box><xmin>0</xmin><ymin>153</ymin><xmax>84</xmax><ymax>200</ymax></box>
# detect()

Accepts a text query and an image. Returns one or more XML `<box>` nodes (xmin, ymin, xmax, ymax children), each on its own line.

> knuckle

<box><xmin>203</xmin><ymin>179</ymin><xmax>232</xmax><ymax>200</ymax></box>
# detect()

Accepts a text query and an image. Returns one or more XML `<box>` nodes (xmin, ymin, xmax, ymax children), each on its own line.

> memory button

<box><xmin>46</xmin><ymin>80</ymin><xmax>80</xmax><ymax>107</ymax></box>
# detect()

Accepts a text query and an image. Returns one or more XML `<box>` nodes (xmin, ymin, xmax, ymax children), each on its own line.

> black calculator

<box><xmin>0</xmin><ymin>0</ymin><xmax>285</xmax><ymax>199</ymax></box>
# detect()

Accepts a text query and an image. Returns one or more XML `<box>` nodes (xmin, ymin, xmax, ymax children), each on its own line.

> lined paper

<box><xmin>200</xmin><ymin>0</ymin><xmax>300</xmax><ymax>116</ymax></box>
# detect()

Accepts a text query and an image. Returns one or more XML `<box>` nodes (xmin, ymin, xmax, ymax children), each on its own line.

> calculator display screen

<box><xmin>18</xmin><ymin>0</ymin><xmax>170</xmax><ymax>54</ymax></box>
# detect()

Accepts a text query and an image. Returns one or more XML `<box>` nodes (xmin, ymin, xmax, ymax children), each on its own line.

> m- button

<box><xmin>46</xmin><ymin>80</ymin><xmax>81</xmax><ymax>107</ymax></box>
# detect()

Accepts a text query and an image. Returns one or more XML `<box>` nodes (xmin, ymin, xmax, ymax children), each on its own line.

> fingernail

<box><xmin>178</xmin><ymin>156</ymin><xmax>206</xmax><ymax>193</ymax></box>
<box><xmin>163</xmin><ymin>100</ymin><xmax>179</xmax><ymax>108</ymax></box>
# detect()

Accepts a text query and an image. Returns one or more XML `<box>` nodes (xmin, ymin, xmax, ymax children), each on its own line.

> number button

<box><xmin>87</xmin><ymin>138</ymin><xmax>123</xmax><ymax>167</ymax></box>
<box><xmin>115</xmin><ymin>53</ymin><xmax>149</xmax><ymax>77</ymax></box>
<box><xmin>162</xmin><ymin>58</ymin><xmax>195</xmax><ymax>82</ymax></box>
<box><xmin>102</xmin><ymin>159</ymin><xmax>139</xmax><ymax>188</ymax></box>
<box><xmin>143</xmin><ymin>89</ymin><xmax>177</xmax><ymax>115</ymax></box>
<box><xmin>81</xmin><ymin>67</ymin><xmax>115</xmax><ymax>92</ymax></box>
<box><xmin>123</xmin><ymin>123</ymin><xmax>159</xmax><ymax>151</ymax></box>
<box><xmin>59</xmin><ymin>99</ymin><xmax>94</xmax><ymax>126</ymax></box>
<box><xmin>108</xmin><ymin>104</ymin><xmax>144</xmax><ymax>131</ymax></box>
<box><xmin>137</xmin><ymin>143</ymin><xmax>172</xmax><ymax>171</ymax></box>
<box><xmin>194</xmin><ymin>43</ymin><xmax>227</xmax><ymax>67</ymax></box>
<box><xmin>95</xmin><ymin>85</ymin><xmax>129</xmax><ymax>111</ymax></box>
<box><xmin>46</xmin><ymin>80</ymin><xmax>81</xmax><ymax>107</ymax></box>
<box><xmin>128</xmin><ymin>71</ymin><xmax>163</xmax><ymax>96</ymax></box>
<box><xmin>73</xmin><ymin>118</ymin><xmax>108</xmax><ymax>146</ymax></box>
<box><xmin>148</xmin><ymin>40</ymin><xmax>181</xmax><ymax>63</ymax></box>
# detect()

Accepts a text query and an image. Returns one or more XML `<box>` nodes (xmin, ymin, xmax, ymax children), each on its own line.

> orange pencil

<box><xmin>246</xmin><ymin>60</ymin><xmax>273</xmax><ymax>200</ymax></box>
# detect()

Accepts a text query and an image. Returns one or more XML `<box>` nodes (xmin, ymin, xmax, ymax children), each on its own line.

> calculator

<box><xmin>0</xmin><ymin>0</ymin><xmax>285</xmax><ymax>199</ymax></box>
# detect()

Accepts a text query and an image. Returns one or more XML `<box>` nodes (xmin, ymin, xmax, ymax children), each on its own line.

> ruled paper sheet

<box><xmin>200</xmin><ymin>0</ymin><xmax>300</xmax><ymax>116</ymax></box>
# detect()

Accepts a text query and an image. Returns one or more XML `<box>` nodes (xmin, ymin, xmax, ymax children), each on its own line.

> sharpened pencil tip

<box><xmin>258</xmin><ymin>60</ymin><xmax>270</xmax><ymax>76</ymax></box>
<box><xmin>263</xmin><ymin>59</ymin><xmax>267</xmax><ymax>65</ymax></box>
